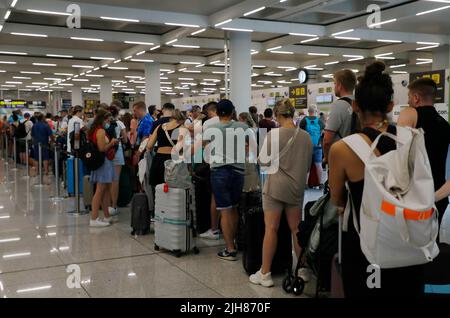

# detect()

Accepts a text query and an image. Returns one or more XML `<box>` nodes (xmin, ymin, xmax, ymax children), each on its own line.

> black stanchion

<box><xmin>50</xmin><ymin>145</ymin><xmax>64</xmax><ymax>202</ymax></box>
<box><xmin>34</xmin><ymin>142</ymin><xmax>44</xmax><ymax>187</ymax></box>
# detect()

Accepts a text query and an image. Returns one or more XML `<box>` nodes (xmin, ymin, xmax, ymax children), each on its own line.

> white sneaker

<box><xmin>199</xmin><ymin>229</ymin><xmax>220</xmax><ymax>240</ymax></box>
<box><xmin>298</xmin><ymin>267</ymin><xmax>312</xmax><ymax>283</ymax></box>
<box><xmin>103</xmin><ymin>217</ymin><xmax>113</xmax><ymax>223</ymax></box>
<box><xmin>249</xmin><ymin>270</ymin><xmax>274</xmax><ymax>288</ymax></box>
<box><xmin>108</xmin><ymin>207</ymin><xmax>119</xmax><ymax>216</ymax></box>
<box><xmin>89</xmin><ymin>218</ymin><xmax>110</xmax><ymax>227</ymax></box>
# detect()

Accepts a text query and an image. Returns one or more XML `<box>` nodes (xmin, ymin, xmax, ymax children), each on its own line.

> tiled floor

<box><xmin>0</xmin><ymin>158</ymin><xmax>324</xmax><ymax>298</ymax></box>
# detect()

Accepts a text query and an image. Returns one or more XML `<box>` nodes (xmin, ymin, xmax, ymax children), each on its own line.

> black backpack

<box><xmin>14</xmin><ymin>121</ymin><xmax>28</xmax><ymax>139</ymax></box>
<box><xmin>69</xmin><ymin>129</ymin><xmax>87</xmax><ymax>152</ymax></box>
<box><xmin>339</xmin><ymin>97</ymin><xmax>361</xmax><ymax>135</ymax></box>
<box><xmin>78</xmin><ymin>134</ymin><xmax>105</xmax><ymax>171</ymax></box>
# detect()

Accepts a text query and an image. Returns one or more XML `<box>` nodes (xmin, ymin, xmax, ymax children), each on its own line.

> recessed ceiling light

<box><xmin>377</xmin><ymin>39</ymin><xmax>402</xmax><ymax>43</ymax></box>
<box><xmin>165</xmin><ymin>39</ymin><xmax>178</xmax><ymax>45</ymax></box>
<box><xmin>124</xmin><ymin>41</ymin><xmax>154</xmax><ymax>47</ymax></box>
<box><xmin>70</xmin><ymin>37</ymin><xmax>104</xmax><ymax>42</ymax></box>
<box><xmin>331</xmin><ymin>29</ymin><xmax>354</xmax><ymax>37</ymax></box>
<box><xmin>191</xmin><ymin>29</ymin><xmax>206</xmax><ymax>36</ymax></box>
<box><xmin>173</xmin><ymin>44</ymin><xmax>201</xmax><ymax>48</ymax></box>
<box><xmin>72</xmin><ymin>65</ymin><xmax>94</xmax><ymax>68</ymax></box>
<box><xmin>215</xmin><ymin>19</ymin><xmax>232</xmax><ymax>27</ymax></box>
<box><xmin>222</xmin><ymin>27</ymin><xmax>253</xmax><ymax>33</ymax></box>
<box><xmin>130</xmin><ymin>59</ymin><xmax>154</xmax><ymax>63</ymax></box>
<box><xmin>108</xmin><ymin>66</ymin><xmax>128</xmax><ymax>70</ymax></box>
<box><xmin>243</xmin><ymin>6</ymin><xmax>266</xmax><ymax>16</ymax></box>
<box><xmin>100</xmin><ymin>16</ymin><xmax>140</xmax><ymax>23</ymax></box>
<box><xmin>33</xmin><ymin>63</ymin><xmax>57</xmax><ymax>66</ymax></box>
<box><xmin>368</xmin><ymin>18</ymin><xmax>397</xmax><ymax>28</ymax></box>
<box><xmin>150</xmin><ymin>45</ymin><xmax>161</xmax><ymax>51</ymax></box>
<box><xmin>21</xmin><ymin>71</ymin><xmax>40</xmax><ymax>74</ymax></box>
<box><xmin>0</xmin><ymin>61</ymin><xmax>16</xmax><ymax>64</ymax></box>
<box><xmin>334</xmin><ymin>36</ymin><xmax>361</xmax><ymax>41</ymax></box>
<box><xmin>0</xmin><ymin>51</ymin><xmax>27</xmax><ymax>55</ymax></box>
<box><xmin>308</xmin><ymin>53</ymin><xmax>330</xmax><ymax>56</ymax></box>
<box><xmin>11</xmin><ymin>32</ymin><xmax>48</xmax><ymax>37</ymax></box>
<box><xmin>165</xmin><ymin>22</ymin><xmax>200</xmax><ymax>28</ymax></box>
<box><xmin>390</xmin><ymin>64</ymin><xmax>406</xmax><ymax>68</ymax></box>
<box><xmin>270</xmin><ymin>51</ymin><xmax>294</xmax><ymax>55</ymax></box>
<box><xmin>416</xmin><ymin>5</ymin><xmax>450</xmax><ymax>16</ymax></box>
<box><xmin>90</xmin><ymin>57</ymin><xmax>115</xmax><ymax>60</ymax></box>
<box><xmin>324</xmin><ymin>61</ymin><xmax>339</xmax><ymax>65</ymax></box>
<box><xmin>4</xmin><ymin>10</ymin><xmax>11</xmax><ymax>20</ymax></box>
<box><xmin>300</xmin><ymin>37</ymin><xmax>320</xmax><ymax>43</ymax></box>
<box><xmin>26</xmin><ymin>9</ymin><xmax>70</xmax><ymax>16</ymax></box>
<box><xmin>46</xmin><ymin>54</ymin><xmax>73</xmax><ymax>58</ymax></box>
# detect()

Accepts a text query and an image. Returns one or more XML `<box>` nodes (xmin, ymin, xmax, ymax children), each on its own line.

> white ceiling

<box><xmin>0</xmin><ymin>0</ymin><xmax>447</xmax><ymax>97</ymax></box>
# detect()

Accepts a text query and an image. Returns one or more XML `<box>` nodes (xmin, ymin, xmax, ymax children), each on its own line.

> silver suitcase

<box><xmin>154</xmin><ymin>184</ymin><xmax>199</xmax><ymax>257</ymax></box>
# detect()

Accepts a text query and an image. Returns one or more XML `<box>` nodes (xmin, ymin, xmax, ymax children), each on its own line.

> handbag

<box><xmin>163</xmin><ymin>125</ymin><xmax>191</xmax><ymax>189</ymax></box>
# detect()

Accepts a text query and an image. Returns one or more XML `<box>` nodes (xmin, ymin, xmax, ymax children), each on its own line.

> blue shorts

<box><xmin>313</xmin><ymin>147</ymin><xmax>323</xmax><ymax>163</ymax></box>
<box><xmin>210</xmin><ymin>166</ymin><xmax>245</xmax><ymax>210</ymax></box>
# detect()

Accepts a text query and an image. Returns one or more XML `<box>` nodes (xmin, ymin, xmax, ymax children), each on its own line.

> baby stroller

<box><xmin>283</xmin><ymin>192</ymin><xmax>339</xmax><ymax>297</ymax></box>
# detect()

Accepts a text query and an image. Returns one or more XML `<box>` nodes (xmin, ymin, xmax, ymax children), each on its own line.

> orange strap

<box><xmin>381</xmin><ymin>200</ymin><xmax>434</xmax><ymax>221</ymax></box>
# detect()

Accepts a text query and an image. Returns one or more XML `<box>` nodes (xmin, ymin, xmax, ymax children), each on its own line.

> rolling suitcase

<box><xmin>154</xmin><ymin>184</ymin><xmax>199</xmax><ymax>257</ymax></box>
<box><xmin>67</xmin><ymin>157</ymin><xmax>84</xmax><ymax>195</ymax></box>
<box><xmin>241</xmin><ymin>191</ymin><xmax>293</xmax><ymax>275</ymax></box>
<box><xmin>117</xmin><ymin>165</ymin><xmax>134</xmax><ymax>207</ymax></box>
<box><xmin>130</xmin><ymin>193</ymin><xmax>151</xmax><ymax>236</ymax></box>
<box><xmin>192</xmin><ymin>163</ymin><xmax>212</xmax><ymax>235</ymax></box>
<box><xmin>83</xmin><ymin>176</ymin><xmax>94</xmax><ymax>210</ymax></box>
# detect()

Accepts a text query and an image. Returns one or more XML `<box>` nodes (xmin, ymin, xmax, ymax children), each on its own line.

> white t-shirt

<box><xmin>203</xmin><ymin>116</ymin><xmax>220</xmax><ymax>130</ymax></box>
<box><xmin>115</xmin><ymin>119</ymin><xmax>126</xmax><ymax>147</ymax></box>
<box><xmin>67</xmin><ymin>116</ymin><xmax>85</xmax><ymax>152</ymax></box>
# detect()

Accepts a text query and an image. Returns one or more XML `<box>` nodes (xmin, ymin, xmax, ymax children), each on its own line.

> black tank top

<box><xmin>156</xmin><ymin>124</ymin><xmax>180</xmax><ymax>148</ymax></box>
<box><xmin>416</xmin><ymin>106</ymin><xmax>450</xmax><ymax>195</ymax></box>
<box><xmin>348</xmin><ymin>125</ymin><xmax>397</xmax><ymax>225</ymax></box>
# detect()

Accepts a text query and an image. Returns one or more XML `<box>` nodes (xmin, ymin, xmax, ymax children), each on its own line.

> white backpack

<box><xmin>342</xmin><ymin>126</ymin><xmax>440</xmax><ymax>269</ymax></box>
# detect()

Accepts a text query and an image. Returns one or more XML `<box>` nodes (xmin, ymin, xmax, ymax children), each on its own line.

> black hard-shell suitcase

<box><xmin>192</xmin><ymin>163</ymin><xmax>212</xmax><ymax>235</ymax></box>
<box><xmin>130</xmin><ymin>193</ymin><xmax>150</xmax><ymax>236</ymax></box>
<box><xmin>241</xmin><ymin>191</ymin><xmax>293</xmax><ymax>275</ymax></box>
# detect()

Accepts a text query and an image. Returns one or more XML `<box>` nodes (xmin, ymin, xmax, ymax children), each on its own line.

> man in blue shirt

<box><xmin>133</xmin><ymin>101</ymin><xmax>154</xmax><ymax>146</ymax></box>
<box><xmin>31</xmin><ymin>112</ymin><xmax>54</xmax><ymax>175</ymax></box>
<box><xmin>132</xmin><ymin>101</ymin><xmax>153</xmax><ymax>166</ymax></box>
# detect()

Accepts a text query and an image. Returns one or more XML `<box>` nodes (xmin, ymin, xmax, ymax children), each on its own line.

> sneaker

<box><xmin>108</xmin><ymin>207</ymin><xmax>119</xmax><ymax>216</ymax></box>
<box><xmin>217</xmin><ymin>248</ymin><xmax>237</xmax><ymax>261</ymax></box>
<box><xmin>199</xmin><ymin>229</ymin><xmax>220</xmax><ymax>240</ymax></box>
<box><xmin>249</xmin><ymin>270</ymin><xmax>274</xmax><ymax>287</ymax></box>
<box><xmin>89</xmin><ymin>218</ymin><xmax>110</xmax><ymax>227</ymax></box>
<box><xmin>298</xmin><ymin>267</ymin><xmax>311</xmax><ymax>283</ymax></box>
<box><xmin>103</xmin><ymin>217</ymin><xmax>113</xmax><ymax>223</ymax></box>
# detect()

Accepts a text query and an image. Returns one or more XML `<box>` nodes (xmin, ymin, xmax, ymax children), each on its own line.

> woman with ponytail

<box><xmin>329</xmin><ymin>62</ymin><xmax>425</xmax><ymax>298</ymax></box>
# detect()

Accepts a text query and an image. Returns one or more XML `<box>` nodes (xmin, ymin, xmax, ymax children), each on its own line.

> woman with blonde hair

<box><xmin>250</xmin><ymin>99</ymin><xmax>313</xmax><ymax>287</ymax></box>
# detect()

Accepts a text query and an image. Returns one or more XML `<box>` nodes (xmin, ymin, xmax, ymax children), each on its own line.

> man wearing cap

<box><xmin>203</xmin><ymin>99</ymin><xmax>254</xmax><ymax>261</ymax></box>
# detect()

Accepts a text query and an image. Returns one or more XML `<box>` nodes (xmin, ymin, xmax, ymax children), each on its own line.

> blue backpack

<box><xmin>305</xmin><ymin>117</ymin><xmax>321</xmax><ymax>147</ymax></box>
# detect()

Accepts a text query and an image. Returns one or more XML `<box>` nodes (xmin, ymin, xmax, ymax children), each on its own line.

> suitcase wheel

<box><xmin>193</xmin><ymin>247</ymin><xmax>200</xmax><ymax>255</ymax></box>
<box><xmin>173</xmin><ymin>250</ymin><xmax>182</xmax><ymax>258</ymax></box>
<box><xmin>154</xmin><ymin>244</ymin><xmax>160</xmax><ymax>251</ymax></box>
<box><xmin>292</xmin><ymin>277</ymin><xmax>305</xmax><ymax>296</ymax></box>
<box><xmin>282</xmin><ymin>274</ymin><xmax>294</xmax><ymax>294</ymax></box>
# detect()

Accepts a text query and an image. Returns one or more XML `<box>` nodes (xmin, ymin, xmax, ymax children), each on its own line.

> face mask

<box><xmin>104</xmin><ymin>123</ymin><xmax>110</xmax><ymax>130</ymax></box>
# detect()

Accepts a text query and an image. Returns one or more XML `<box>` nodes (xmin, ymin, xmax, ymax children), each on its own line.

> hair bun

<box><xmin>364</xmin><ymin>61</ymin><xmax>386</xmax><ymax>79</ymax></box>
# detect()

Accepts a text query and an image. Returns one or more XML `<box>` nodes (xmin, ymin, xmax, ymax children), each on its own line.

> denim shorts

<box><xmin>313</xmin><ymin>146</ymin><xmax>323</xmax><ymax>163</ymax></box>
<box><xmin>210</xmin><ymin>166</ymin><xmax>245</xmax><ymax>210</ymax></box>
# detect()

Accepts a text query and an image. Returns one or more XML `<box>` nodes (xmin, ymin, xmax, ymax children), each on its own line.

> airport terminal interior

<box><xmin>0</xmin><ymin>0</ymin><xmax>450</xmax><ymax>299</ymax></box>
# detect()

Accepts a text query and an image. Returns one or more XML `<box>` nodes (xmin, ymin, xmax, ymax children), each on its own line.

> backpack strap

<box><xmin>342</xmin><ymin>134</ymin><xmax>372</xmax><ymax>164</ymax></box>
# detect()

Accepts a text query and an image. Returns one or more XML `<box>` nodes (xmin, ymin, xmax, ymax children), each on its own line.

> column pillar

<box><xmin>100</xmin><ymin>77</ymin><xmax>112</xmax><ymax>105</ymax></box>
<box><xmin>145</xmin><ymin>62</ymin><xmax>161</xmax><ymax>107</ymax></box>
<box><xmin>71</xmin><ymin>87</ymin><xmax>83</xmax><ymax>107</ymax></box>
<box><xmin>229</xmin><ymin>31</ymin><xmax>252</xmax><ymax>114</ymax></box>
<box><xmin>432</xmin><ymin>45</ymin><xmax>449</xmax><ymax>70</ymax></box>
